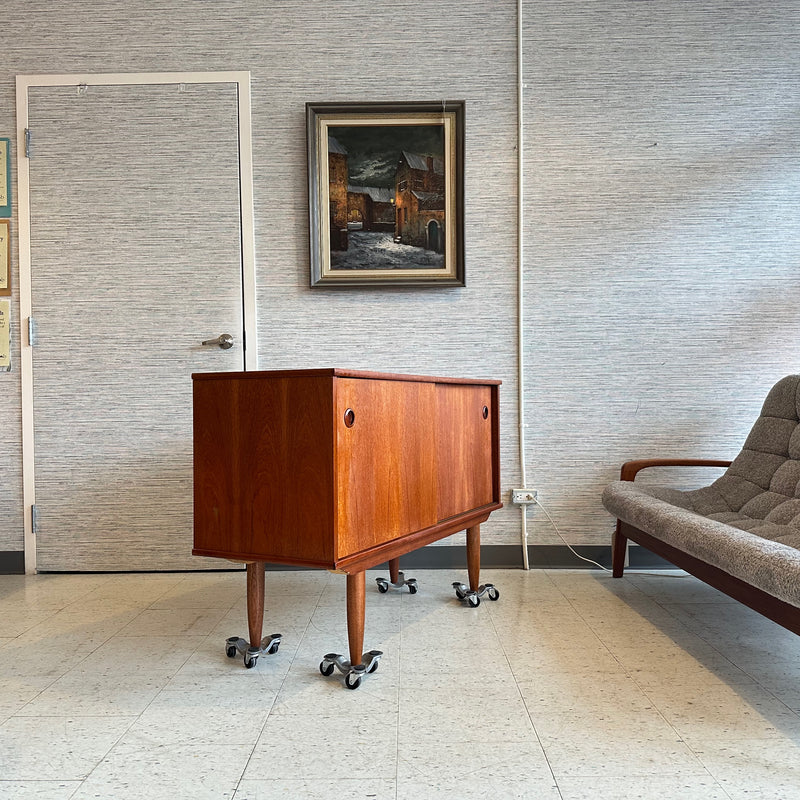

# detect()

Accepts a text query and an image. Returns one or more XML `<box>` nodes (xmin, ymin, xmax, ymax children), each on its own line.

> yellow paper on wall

<box><xmin>0</xmin><ymin>299</ymin><xmax>10</xmax><ymax>370</ymax></box>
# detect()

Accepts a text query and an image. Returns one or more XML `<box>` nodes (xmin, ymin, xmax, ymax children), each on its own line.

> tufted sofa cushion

<box><xmin>602</xmin><ymin>375</ymin><xmax>800</xmax><ymax>608</ymax></box>
<box><xmin>658</xmin><ymin>375</ymin><xmax>800</xmax><ymax>548</ymax></box>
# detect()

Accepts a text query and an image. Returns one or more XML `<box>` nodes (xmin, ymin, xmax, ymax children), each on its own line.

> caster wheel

<box><xmin>267</xmin><ymin>640</ymin><xmax>280</xmax><ymax>655</ymax></box>
<box><xmin>345</xmin><ymin>673</ymin><xmax>362</xmax><ymax>690</ymax></box>
<box><xmin>320</xmin><ymin>661</ymin><xmax>335</xmax><ymax>677</ymax></box>
<box><xmin>454</xmin><ymin>587</ymin><xmax>466</xmax><ymax>600</ymax></box>
<box><xmin>377</xmin><ymin>581</ymin><xmax>389</xmax><ymax>594</ymax></box>
<box><xmin>244</xmin><ymin>654</ymin><xmax>257</xmax><ymax>669</ymax></box>
<box><xmin>408</xmin><ymin>583</ymin><xmax>418</xmax><ymax>594</ymax></box>
<box><xmin>226</xmin><ymin>645</ymin><xmax>237</xmax><ymax>658</ymax></box>
<box><xmin>367</xmin><ymin>660</ymin><xmax>379</xmax><ymax>674</ymax></box>
<box><xmin>467</xmin><ymin>594</ymin><xmax>481</xmax><ymax>608</ymax></box>
<box><xmin>487</xmin><ymin>586</ymin><xmax>500</xmax><ymax>601</ymax></box>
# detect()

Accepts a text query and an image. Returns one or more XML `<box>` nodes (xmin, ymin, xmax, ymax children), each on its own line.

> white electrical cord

<box><xmin>533</xmin><ymin>497</ymin><xmax>610</xmax><ymax>571</ymax></box>
<box><xmin>533</xmin><ymin>496</ymin><xmax>688</xmax><ymax>578</ymax></box>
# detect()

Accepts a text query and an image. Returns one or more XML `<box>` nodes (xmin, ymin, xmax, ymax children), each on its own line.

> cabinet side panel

<box><xmin>193</xmin><ymin>378</ymin><xmax>243</xmax><ymax>557</ymax></box>
<box><xmin>193</xmin><ymin>375</ymin><xmax>334</xmax><ymax>564</ymax></box>
<box><xmin>335</xmin><ymin>378</ymin><xmax>437</xmax><ymax>559</ymax></box>
<box><xmin>436</xmin><ymin>383</ymin><xmax>495</xmax><ymax>521</ymax></box>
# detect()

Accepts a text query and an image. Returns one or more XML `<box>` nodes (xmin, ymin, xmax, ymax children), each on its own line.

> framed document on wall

<box><xmin>0</xmin><ymin>298</ymin><xmax>9</xmax><ymax>370</ymax></box>
<box><xmin>0</xmin><ymin>220</ymin><xmax>8</xmax><ymax>296</ymax></box>
<box><xmin>0</xmin><ymin>139</ymin><xmax>10</xmax><ymax>218</ymax></box>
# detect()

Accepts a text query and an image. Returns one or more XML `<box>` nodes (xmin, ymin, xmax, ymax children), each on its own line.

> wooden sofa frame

<box><xmin>611</xmin><ymin>458</ymin><xmax>800</xmax><ymax>637</ymax></box>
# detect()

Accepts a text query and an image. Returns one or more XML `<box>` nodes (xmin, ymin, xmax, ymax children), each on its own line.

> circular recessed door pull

<box><xmin>201</xmin><ymin>333</ymin><xmax>234</xmax><ymax>350</ymax></box>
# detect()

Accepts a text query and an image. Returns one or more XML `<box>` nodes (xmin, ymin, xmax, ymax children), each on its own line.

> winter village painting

<box><xmin>307</xmin><ymin>102</ymin><xmax>464</xmax><ymax>286</ymax></box>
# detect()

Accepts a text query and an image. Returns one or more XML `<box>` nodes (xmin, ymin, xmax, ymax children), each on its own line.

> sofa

<box><xmin>602</xmin><ymin>374</ymin><xmax>800</xmax><ymax>635</ymax></box>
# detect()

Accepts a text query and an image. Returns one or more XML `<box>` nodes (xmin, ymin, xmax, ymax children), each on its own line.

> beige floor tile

<box><xmin>272</xmin><ymin>667</ymin><xmax>399</xmax><ymax>715</ymax></box>
<box><xmin>646</xmin><ymin>681</ymin><xmax>800</xmax><ymax>745</ymax></box>
<box><xmin>0</xmin><ymin>574</ymin><xmax>114</xmax><ymax>609</ymax></box>
<box><xmin>234</xmin><ymin>779</ymin><xmax>397</xmax><ymax>800</ymax></box>
<box><xmin>117</xmin><ymin>606</ymin><xmax>228</xmax><ymax>638</ymax></box>
<box><xmin>540</xmin><ymin>732</ymin><xmax>707</xmax><ymax>779</ymax></box>
<box><xmin>0</xmin><ymin>716</ymin><xmax>134</xmax><ymax>780</ymax></box>
<box><xmin>397</xmin><ymin>777</ymin><xmax>562</xmax><ymax>799</ymax></box>
<box><xmin>162</xmin><ymin>642</ymin><xmax>291</xmax><ymax>691</ymax></box>
<box><xmin>397</xmin><ymin>737</ymin><xmax>553</xmax><ymax>782</ymax></box>
<box><xmin>244</xmin><ymin>711</ymin><xmax>397</xmax><ymax>781</ymax></box>
<box><xmin>557</xmin><ymin>775</ymin><xmax>731</xmax><ymax>799</ymax></box>
<box><xmin>0</xmin><ymin>679</ymin><xmax>50</xmax><ymax>722</ymax></box>
<box><xmin>68</xmin><ymin>741</ymin><xmax>251</xmax><ymax>800</ymax></box>
<box><xmin>623</xmin><ymin>571</ymin><xmax>738</xmax><ymax>604</ymax></box>
<box><xmin>75</xmin><ymin>633</ymin><xmax>206</xmax><ymax>674</ymax></box>
<box><xmin>398</xmin><ymin>690</ymin><xmax>535</xmax><ymax>742</ymax></box>
<box><xmin>15</xmin><ymin>668</ymin><xmax>171</xmax><ymax>717</ymax></box>
<box><xmin>691</xmin><ymin>738</ymin><xmax>800</xmax><ymax>799</ymax></box>
<box><xmin>147</xmin><ymin>578</ymin><xmax>244</xmax><ymax>610</ymax></box>
<box><xmin>504</xmin><ymin>639</ymin><xmax>623</xmax><ymax>676</ymax></box>
<box><xmin>73</xmin><ymin>575</ymin><xmax>184</xmax><ymax>607</ymax></box>
<box><xmin>9</xmin><ymin>606</ymin><xmax>143</xmax><ymax>653</ymax></box>
<box><xmin>518</xmin><ymin>674</ymin><xmax>679</xmax><ymax>741</ymax></box>
<box><xmin>121</xmin><ymin>687</ymin><xmax>280</xmax><ymax>747</ymax></box>
<box><xmin>0</xmin><ymin>609</ymin><xmax>61</xmax><ymax>638</ymax></box>
<box><xmin>0</xmin><ymin>781</ymin><xmax>82</xmax><ymax>799</ymax></box>
<box><xmin>222</xmin><ymin>595</ymin><xmax>321</xmax><ymax>631</ymax></box>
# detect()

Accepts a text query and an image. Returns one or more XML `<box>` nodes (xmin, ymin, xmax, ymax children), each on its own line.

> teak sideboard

<box><xmin>192</xmin><ymin>368</ymin><xmax>502</xmax><ymax>685</ymax></box>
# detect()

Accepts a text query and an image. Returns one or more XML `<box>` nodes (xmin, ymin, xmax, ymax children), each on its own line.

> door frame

<box><xmin>16</xmin><ymin>71</ymin><xmax>258</xmax><ymax>574</ymax></box>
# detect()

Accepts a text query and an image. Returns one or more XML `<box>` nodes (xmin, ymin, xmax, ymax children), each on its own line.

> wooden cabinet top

<box><xmin>192</xmin><ymin>368</ymin><xmax>501</xmax><ymax>386</ymax></box>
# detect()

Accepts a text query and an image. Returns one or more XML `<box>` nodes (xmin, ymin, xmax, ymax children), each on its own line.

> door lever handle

<box><xmin>201</xmin><ymin>333</ymin><xmax>234</xmax><ymax>350</ymax></box>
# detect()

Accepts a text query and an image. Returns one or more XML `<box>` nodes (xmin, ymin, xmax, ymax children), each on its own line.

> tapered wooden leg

<box><xmin>388</xmin><ymin>557</ymin><xmax>400</xmax><ymax>585</ymax></box>
<box><xmin>246</xmin><ymin>561</ymin><xmax>265</xmax><ymax>648</ymax></box>
<box><xmin>612</xmin><ymin>522</ymin><xmax>627</xmax><ymax>578</ymax></box>
<box><xmin>466</xmin><ymin>524</ymin><xmax>481</xmax><ymax>591</ymax></box>
<box><xmin>346</xmin><ymin>571</ymin><xmax>366</xmax><ymax>666</ymax></box>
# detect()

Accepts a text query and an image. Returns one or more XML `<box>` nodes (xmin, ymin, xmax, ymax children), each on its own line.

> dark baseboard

<box><xmin>378</xmin><ymin>544</ymin><xmax>672</xmax><ymax>571</ymax></box>
<box><xmin>15</xmin><ymin>545</ymin><xmax>673</xmax><ymax>575</ymax></box>
<box><xmin>0</xmin><ymin>551</ymin><xmax>25</xmax><ymax>574</ymax></box>
<box><xmin>263</xmin><ymin>544</ymin><xmax>672</xmax><ymax>572</ymax></box>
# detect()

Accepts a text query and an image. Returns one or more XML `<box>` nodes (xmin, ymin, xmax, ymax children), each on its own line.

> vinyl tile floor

<box><xmin>1</xmin><ymin>567</ymin><xmax>799</xmax><ymax>799</ymax></box>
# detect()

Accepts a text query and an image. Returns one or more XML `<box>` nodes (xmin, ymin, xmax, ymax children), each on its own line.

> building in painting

<box><xmin>394</xmin><ymin>150</ymin><xmax>446</xmax><ymax>253</ymax></box>
<box><xmin>328</xmin><ymin>135</ymin><xmax>349</xmax><ymax>250</ymax></box>
<box><xmin>346</xmin><ymin>185</ymin><xmax>395</xmax><ymax>232</ymax></box>
<box><xmin>329</xmin><ymin>142</ymin><xmax>446</xmax><ymax>253</ymax></box>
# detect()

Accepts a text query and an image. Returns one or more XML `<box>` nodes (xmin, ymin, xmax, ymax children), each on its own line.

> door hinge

<box><xmin>27</xmin><ymin>316</ymin><xmax>37</xmax><ymax>347</ymax></box>
<box><xmin>24</xmin><ymin>128</ymin><xmax>32</xmax><ymax>159</ymax></box>
<box><xmin>31</xmin><ymin>504</ymin><xmax>39</xmax><ymax>534</ymax></box>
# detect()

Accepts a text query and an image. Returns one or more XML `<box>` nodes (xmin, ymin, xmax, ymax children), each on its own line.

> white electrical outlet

<box><xmin>511</xmin><ymin>489</ymin><xmax>538</xmax><ymax>504</ymax></box>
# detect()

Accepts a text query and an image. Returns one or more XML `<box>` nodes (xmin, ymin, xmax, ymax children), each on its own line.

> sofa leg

<box><xmin>612</xmin><ymin>523</ymin><xmax>627</xmax><ymax>578</ymax></box>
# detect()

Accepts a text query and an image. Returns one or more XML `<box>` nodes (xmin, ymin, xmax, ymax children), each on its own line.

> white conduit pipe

<box><xmin>517</xmin><ymin>0</ymin><xmax>530</xmax><ymax>570</ymax></box>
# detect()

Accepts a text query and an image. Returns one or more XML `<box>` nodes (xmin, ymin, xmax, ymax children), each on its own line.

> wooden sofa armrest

<box><xmin>619</xmin><ymin>458</ymin><xmax>732</xmax><ymax>482</ymax></box>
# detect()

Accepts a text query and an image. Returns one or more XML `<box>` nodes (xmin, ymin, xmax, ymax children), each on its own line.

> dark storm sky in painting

<box><xmin>329</xmin><ymin>124</ymin><xmax>444</xmax><ymax>188</ymax></box>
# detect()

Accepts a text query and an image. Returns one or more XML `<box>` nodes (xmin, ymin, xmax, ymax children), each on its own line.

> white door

<box><xmin>19</xmin><ymin>74</ymin><xmax>256</xmax><ymax>571</ymax></box>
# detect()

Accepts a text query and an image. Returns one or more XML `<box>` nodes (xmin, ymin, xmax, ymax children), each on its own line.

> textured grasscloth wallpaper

<box><xmin>522</xmin><ymin>1</ymin><xmax>800</xmax><ymax>544</ymax></box>
<box><xmin>0</xmin><ymin>1</ymin><xmax>798</xmax><ymax>567</ymax></box>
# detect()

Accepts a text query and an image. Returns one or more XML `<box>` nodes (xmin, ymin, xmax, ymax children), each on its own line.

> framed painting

<box><xmin>307</xmin><ymin>101</ymin><xmax>464</xmax><ymax>287</ymax></box>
